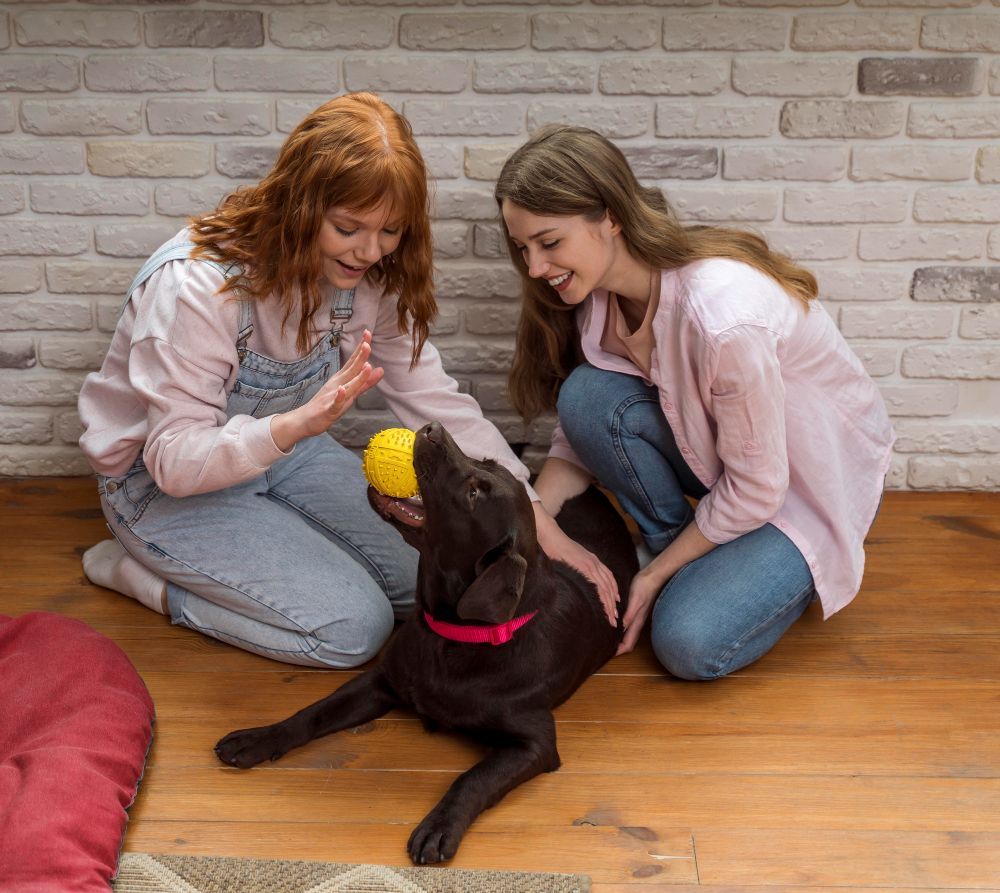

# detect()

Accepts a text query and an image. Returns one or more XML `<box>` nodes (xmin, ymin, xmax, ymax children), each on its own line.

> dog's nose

<box><xmin>421</xmin><ymin>421</ymin><xmax>443</xmax><ymax>444</ymax></box>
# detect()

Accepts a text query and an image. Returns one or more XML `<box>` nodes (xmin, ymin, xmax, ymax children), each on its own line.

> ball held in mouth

<box><xmin>362</xmin><ymin>427</ymin><xmax>419</xmax><ymax>499</ymax></box>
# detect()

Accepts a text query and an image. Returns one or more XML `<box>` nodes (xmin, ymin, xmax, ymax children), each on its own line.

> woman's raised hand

<box><xmin>270</xmin><ymin>330</ymin><xmax>384</xmax><ymax>451</ymax></box>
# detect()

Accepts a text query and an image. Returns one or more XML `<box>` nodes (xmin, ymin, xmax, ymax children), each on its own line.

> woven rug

<box><xmin>113</xmin><ymin>852</ymin><xmax>591</xmax><ymax>893</ymax></box>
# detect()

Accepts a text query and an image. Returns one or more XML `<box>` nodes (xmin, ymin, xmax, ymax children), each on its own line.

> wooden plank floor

<box><xmin>2</xmin><ymin>477</ymin><xmax>999</xmax><ymax>891</ymax></box>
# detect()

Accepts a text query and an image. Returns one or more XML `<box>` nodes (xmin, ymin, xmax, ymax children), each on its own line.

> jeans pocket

<box><xmin>104</xmin><ymin>463</ymin><xmax>161</xmax><ymax>526</ymax></box>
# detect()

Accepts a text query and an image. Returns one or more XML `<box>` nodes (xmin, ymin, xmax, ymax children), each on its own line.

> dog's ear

<box><xmin>456</xmin><ymin>532</ymin><xmax>527</xmax><ymax>624</ymax></box>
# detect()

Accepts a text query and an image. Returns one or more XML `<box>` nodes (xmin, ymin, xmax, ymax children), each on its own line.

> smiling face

<box><xmin>318</xmin><ymin>201</ymin><xmax>404</xmax><ymax>289</ymax></box>
<box><xmin>501</xmin><ymin>200</ymin><xmax>620</xmax><ymax>306</ymax></box>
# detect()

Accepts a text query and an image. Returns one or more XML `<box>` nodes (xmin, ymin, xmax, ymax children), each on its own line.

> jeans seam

<box><xmin>264</xmin><ymin>490</ymin><xmax>392</xmax><ymax>593</ymax></box>
<box><xmin>711</xmin><ymin>578</ymin><xmax>815</xmax><ymax>678</ymax></box>
<box><xmin>610</xmin><ymin>392</ymin><xmax>669</xmax><ymax>524</ymax></box>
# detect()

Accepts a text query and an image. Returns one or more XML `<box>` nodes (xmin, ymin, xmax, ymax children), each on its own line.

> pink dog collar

<box><xmin>423</xmin><ymin>610</ymin><xmax>538</xmax><ymax>646</ymax></box>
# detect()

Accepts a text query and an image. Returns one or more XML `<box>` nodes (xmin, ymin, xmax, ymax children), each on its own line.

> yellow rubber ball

<box><xmin>362</xmin><ymin>428</ymin><xmax>419</xmax><ymax>499</ymax></box>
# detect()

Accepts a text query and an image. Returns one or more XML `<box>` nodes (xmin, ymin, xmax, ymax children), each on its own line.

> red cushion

<box><xmin>0</xmin><ymin>613</ymin><xmax>155</xmax><ymax>892</ymax></box>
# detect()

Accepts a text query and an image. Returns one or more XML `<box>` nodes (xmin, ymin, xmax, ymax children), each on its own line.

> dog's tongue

<box><xmin>372</xmin><ymin>491</ymin><xmax>425</xmax><ymax>528</ymax></box>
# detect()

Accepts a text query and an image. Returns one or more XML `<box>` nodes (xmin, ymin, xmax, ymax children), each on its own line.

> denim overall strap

<box><xmin>121</xmin><ymin>241</ymin><xmax>236</xmax><ymax>316</ymax></box>
<box><xmin>328</xmin><ymin>287</ymin><xmax>356</xmax><ymax>349</ymax></box>
<box><xmin>235</xmin><ymin>297</ymin><xmax>253</xmax><ymax>361</ymax></box>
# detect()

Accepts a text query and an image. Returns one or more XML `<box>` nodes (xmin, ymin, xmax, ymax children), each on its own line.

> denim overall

<box><xmin>98</xmin><ymin>241</ymin><xmax>417</xmax><ymax>667</ymax></box>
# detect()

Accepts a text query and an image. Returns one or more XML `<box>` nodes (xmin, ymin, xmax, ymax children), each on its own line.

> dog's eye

<box><xmin>467</xmin><ymin>484</ymin><xmax>479</xmax><ymax>505</ymax></box>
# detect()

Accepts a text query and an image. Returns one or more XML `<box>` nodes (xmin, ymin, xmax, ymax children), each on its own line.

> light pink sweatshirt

<box><xmin>550</xmin><ymin>259</ymin><xmax>895</xmax><ymax>618</ymax></box>
<box><xmin>78</xmin><ymin>232</ymin><xmax>536</xmax><ymax>500</ymax></box>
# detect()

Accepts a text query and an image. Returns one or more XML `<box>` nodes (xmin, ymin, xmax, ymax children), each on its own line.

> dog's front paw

<box><xmin>214</xmin><ymin>725</ymin><xmax>288</xmax><ymax>768</ymax></box>
<box><xmin>407</xmin><ymin>811</ymin><xmax>465</xmax><ymax>864</ymax></box>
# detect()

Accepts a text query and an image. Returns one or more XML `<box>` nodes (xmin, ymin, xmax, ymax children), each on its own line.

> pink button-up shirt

<box><xmin>549</xmin><ymin>258</ymin><xmax>895</xmax><ymax>619</ymax></box>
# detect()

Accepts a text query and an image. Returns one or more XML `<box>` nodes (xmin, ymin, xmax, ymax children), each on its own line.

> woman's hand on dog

<box><xmin>533</xmin><ymin>503</ymin><xmax>619</xmax><ymax>625</ymax></box>
<box><xmin>270</xmin><ymin>330</ymin><xmax>384</xmax><ymax>451</ymax></box>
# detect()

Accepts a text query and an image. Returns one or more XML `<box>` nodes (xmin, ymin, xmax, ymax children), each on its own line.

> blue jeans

<box><xmin>100</xmin><ymin>435</ymin><xmax>417</xmax><ymax>668</ymax></box>
<box><xmin>557</xmin><ymin>364</ymin><xmax>814</xmax><ymax>680</ymax></box>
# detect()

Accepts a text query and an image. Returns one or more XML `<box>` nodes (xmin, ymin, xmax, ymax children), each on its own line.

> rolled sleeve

<box><xmin>694</xmin><ymin>325</ymin><xmax>789</xmax><ymax>544</ymax></box>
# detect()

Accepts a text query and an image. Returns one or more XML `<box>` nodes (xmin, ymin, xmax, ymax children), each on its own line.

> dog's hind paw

<box><xmin>214</xmin><ymin>725</ymin><xmax>287</xmax><ymax>768</ymax></box>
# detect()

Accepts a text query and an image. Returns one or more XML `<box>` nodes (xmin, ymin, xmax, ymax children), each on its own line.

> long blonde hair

<box><xmin>495</xmin><ymin>125</ymin><xmax>818</xmax><ymax>420</ymax></box>
<box><xmin>189</xmin><ymin>92</ymin><xmax>434</xmax><ymax>364</ymax></box>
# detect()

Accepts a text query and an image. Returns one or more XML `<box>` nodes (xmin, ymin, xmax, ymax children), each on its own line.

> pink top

<box><xmin>550</xmin><ymin>258</ymin><xmax>895</xmax><ymax>619</ymax></box>
<box><xmin>78</xmin><ymin>231</ymin><xmax>537</xmax><ymax>501</ymax></box>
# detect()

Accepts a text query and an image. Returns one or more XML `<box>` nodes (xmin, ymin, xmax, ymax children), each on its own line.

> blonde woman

<box><xmin>79</xmin><ymin>95</ymin><xmax>602</xmax><ymax>667</ymax></box>
<box><xmin>496</xmin><ymin>126</ymin><xmax>893</xmax><ymax>678</ymax></box>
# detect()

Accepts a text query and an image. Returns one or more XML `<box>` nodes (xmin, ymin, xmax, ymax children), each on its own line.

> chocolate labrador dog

<box><xmin>215</xmin><ymin>421</ymin><xmax>637</xmax><ymax>864</ymax></box>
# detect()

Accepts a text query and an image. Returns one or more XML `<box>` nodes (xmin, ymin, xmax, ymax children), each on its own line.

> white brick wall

<box><xmin>0</xmin><ymin>1</ymin><xmax>997</xmax><ymax>490</ymax></box>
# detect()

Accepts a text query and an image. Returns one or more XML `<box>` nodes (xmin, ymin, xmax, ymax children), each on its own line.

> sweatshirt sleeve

<box><xmin>369</xmin><ymin>294</ymin><xmax>539</xmax><ymax>502</ymax></box>
<box><xmin>694</xmin><ymin>324</ymin><xmax>790</xmax><ymax>544</ymax></box>
<box><xmin>132</xmin><ymin>261</ymin><xmax>288</xmax><ymax>497</ymax></box>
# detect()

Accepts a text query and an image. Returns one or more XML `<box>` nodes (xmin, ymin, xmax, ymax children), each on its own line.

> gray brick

<box><xmin>0</xmin><ymin>54</ymin><xmax>78</xmax><ymax>92</ymax></box>
<box><xmin>0</xmin><ymin>296</ymin><xmax>91</xmax><ymax>329</ymax></box>
<box><xmin>341</xmin><ymin>0</ymin><xmax>457</xmax><ymax>5</ymax></box>
<box><xmin>345</xmin><ymin>56</ymin><xmax>467</xmax><ymax>93</ymax></box>
<box><xmin>600</xmin><ymin>58</ymin><xmax>726</xmax><ymax>96</ymax></box>
<box><xmin>436</xmin><ymin>263</ymin><xmax>520</xmax><ymax>299</ymax></box>
<box><xmin>0</xmin><ymin>141</ymin><xmax>83</xmax><ymax>175</ymax></box>
<box><xmin>431</xmin><ymin>222</ymin><xmax>468</xmax><ymax>259</ymax></box>
<box><xmin>724</xmin><ymin>146</ymin><xmax>847</xmax><ymax>181</ymax></box>
<box><xmin>418</xmin><ymin>140</ymin><xmax>462</xmax><ymax>179</ymax></box>
<box><xmin>656</xmin><ymin>102</ymin><xmax>775</xmax><ymax>138</ymax></box>
<box><xmin>859</xmin><ymin>57</ymin><xmax>981</xmax><ymax>96</ymax></box>
<box><xmin>473</xmin><ymin>223</ymin><xmax>507</xmax><ymax>259</ymax></box>
<box><xmin>992</xmin><ymin>59</ymin><xmax>1000</xmax><ymax>96</ymax></box>
<box><xmin>911</xmin><ymin>267</ymin><xmax>1000</xmax><ymax>303</ymax></box>
<box><xmin>276</xmin><ymin>99</ymin><xmax>319</xmax><ymax>134</ymax></box>
<box><xmin>0</xmin><ymin>444</ymin><xmax>92</xmax><ymax>476</ymax></box>
<box><xmin>621</xmin><ymin>144</ymin><xmax>718</xmax><ymax>179</ymax></box>
<box><xmin>902</xmin><ymin>344</ymin><xmax>1000</xmax><ymax>379</ymax></box>
<box><xmin>839</xmin><ymin>305</ymin><xmax>953</xmax><ymax>339</ymax></box>
<box><xmin>792</xmin><ymin>14</ymin><xmax>918</xmax><ymax>51</ymax></box>
<box><xmin>155</xmin><ymin>181</ymin><xmax>234</xmax><ymax>217</ymax></box>
<box><xmin>763</xmin><ymin>226</ymin><xmax>855</xmax><ymax>261</ymax></box>
<box><xmin>0</xmin><ymin>337</ymin><xmax>35</xmax><ymax>370</ymax></box>
<box><xmin>96</xmin><ymin>223</ymin><xmax>178</xmax><ymax>258</ymax></box>
<box><xmin>0</xmin><ymin>261</ymin><xmax>42</xmax><ymax>295</ymax></box>
<box><xmin>850</xmin><ymin>345</ymin><xmax>897</xmax><ymax>378</ymax></box>
<box><xmin>88</xmin><ymin>141</ymin><xmax>211</xmax><ymax>178</ymax></box>
<box><xmin>431</xmin><ymin>184</ymin><xmax>497</xmax><ymax>220</ymax></box>
<box><xmin>0</xmin><ymin>371</ymin><xmax>87</xmax><ymax>407</ymax></box>
<box><xmin>784</xmin><ymin>186</ymin><xmax>909</xmax><ymax>223</ymax></box>
<box><xmin>474</xmin><ymin>58</ymin><xmax>593</xmax><ymax>94</ymax></box>
<box><xmin>662</xmin><ymin>13</ymin><xmax>786</xmax><ymax>51</ymax></box>
<box><xmin>815</xmin><ymin>267</ymin><xmax>909</xmax><ymax>303</ymax></box>
<box><xmin>894</xmin><ymin>420</ymin><xmax>1000</xmax><ymax>455</ymax></box>
<box><xmin>31</xmin><ymin>181</ymin><xmax>149</xmax><ymax>216</ymax></box>
<box><xmin>0</xmin><ymin>13</ymin><xmax>8</xmax><ymax>51</ymax></box>
<box><xmin>216</xmin><ymin>143</ymin><xmax>280</xmax><ymax>179</ymax></box>
<box><xmin>960</xmin><ymin>305</ymin><xmax>1000</xmax><ymax>339</ymax></box>
<box><xmin>781</xmin><ymin>101</ymin><xmax>905</xmax><ymax>138</ymax></box>
<box><xmin>533</xmin><ymin>13</ymin><xmax>659</xmax><ymax>51</ymax></box>
<box><xmin>85</xmin><ymin>53</ymin><xmax>211</xmax><ymax>92</ymax></box>
<box><xmin>733</xmin><ymin>57</ymin><xmax>854</xmax><ymax>97</ymax></box>
<box><xmin>215</xmin><ymin>54</ymin><xmax>339</xmax><ymax>93</ymax></box>
<box><xmin>0</xmin><ymin>222</ymin><xmax>88</xmax><ymax>257</ymax></box>
<box><xmin>147</xmin><ymin>99</ymin><xmax>270</xmax><ymax>136</ymax></box>
<box><xmin>474</xmin><ymin>380</ymin><xmax>512</xmax><ymax>413</ymax></box>
<box><xmin>0</xmin><ymin>99</ymin><xmax>13</xmax><ymax>133</ymax></box>
<box><xmin>145</xmin><ymin>10</ymin><xmax>263</xmax><ymax>48</ymax></box>
<box><xmin>269</xmin><ymin>11</ymin><xmax>394</xmax><ymax>50</ymax></box>
<box><xmin>20</xmin><ymin>99</ymin><xmax>142</xmax><ymax>136</ymax></box>
<box><xmin>0</xmin><ymin>410</ymin><xmax>52</xmax><ymax>446</ymax></box>
<box><xmin>465</xmin><ymin>303</ymin><xmax>519</xmax><ymax>335</ymax></box>
<box><xmin>977</xmin><ymin>147</ymin><xmax>1000</xmax><ymax>184</ymax></box>
<box><xmin>859</xmin><ymin>229</ymin><xmax>981</xmax><ymax>262</ymax></box>
<box><xmin>429</xmin><ymin>304</ymin><xmax>461</xmax><ymax>336</ymax></box>
<box><xmin>852</xmin><ymin>145</ymin><xmax>972</xmax><ymax>181</ymax></box>
<box><xmin>38</xmin><ymin>335</ymin><xmax>110</xmax><ymax>371</ymax></box>
<box><xmin>921</xmin><ymin>14</ymin><xmax>1000</xmax><ymax>52</ymax></box>
<box><xmin>401</xmin><ymin>14</ymin><xmax>526</xmax><ymax>50</ymax></box>
<box><xmin>670</xmin><ymin>186</ymin><xmax>778</xmax><ymax>222</ymax></box>
<box><xmin>95</xmin><ymin>300</ymin><xmax>119</xmax><ymax>334</ymax></box>
<box><xmin>908</xmin><ymin>103</ymin><xmax>1000</xmax><ymax>139</ymax></box>
<box><xmin>54</xmin><ymin>409</ymin><xmax>83</xmax><ymax>446</ymax></box>
<box><xmin>878</xmin><ymin>383</ymin><xmax>958</xmax><ymax>417</ymax></box>
<box><xmin>14</xmin><ymin>10</ymin><xmax>140</xmax><ymax>47</ymax></box>
<box><xmin>909</xmin><ymin>457</ymin><xmax>1000</xmax><ymax>491</ymax></box>
<box><xmin>914</xmin><ymin>187</ymin><xmax>1000</xmax><ymax>224</ymax></box>
<box><xmin>527</xmin><ymin>101</ymin><xmax>648</xmax><ymax>138</ymax></box>
<box><xmin>46</xmin><ymin>261</ymin><xmax>138</xmax><ymax>295</ymax></box>
<box><xmin>439</xmin><ymin>342</ymin><xmax>515</xmax><ymax>374</ymax></box>
<box><xmin>405</xmin><ymin>100</ymin><xmax>522</xmax><ymax>136</ymax></box>
<box><xmin>464</xmin><ymin>143</ymin><xmax>520</xmax><ymax>181</ymax></box>
<box><xmin>0</xmin><ymin>183</ymin><xmax>23</xmax><ymax>215</ymax></box>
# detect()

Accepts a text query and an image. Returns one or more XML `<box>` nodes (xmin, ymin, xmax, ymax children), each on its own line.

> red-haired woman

<box><xmin>79</xmin><ymin>94</ymin><xmax>605</xmax><ymax>667</ymax></box>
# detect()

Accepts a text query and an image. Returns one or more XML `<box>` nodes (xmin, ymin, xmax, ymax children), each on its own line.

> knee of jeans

<box><xmin>650</xmin><ymin>613</ymin><xmax>727</xmax><ymax>681</ymax></box>
<box><xmin>310</xmin><ymin>598</ymin><xmax>394</xmax><ymax>669</ymax></box>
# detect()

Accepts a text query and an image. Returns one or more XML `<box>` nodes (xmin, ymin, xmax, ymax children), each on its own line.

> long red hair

<box><xmin>189</xmin><ymin>92</ymin><xmax>435</xmax><ymax>363</ymax></box>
